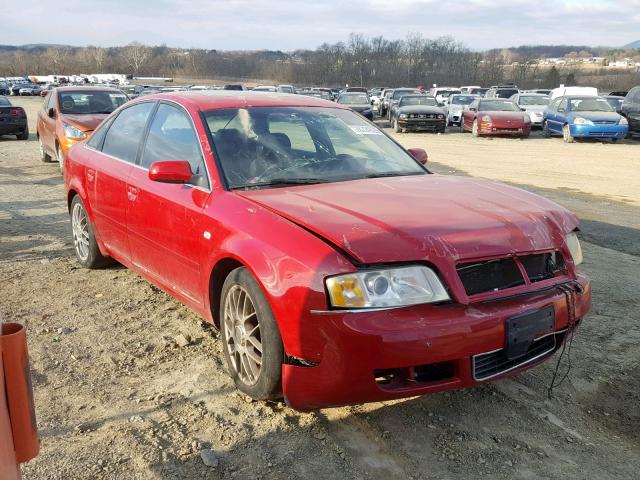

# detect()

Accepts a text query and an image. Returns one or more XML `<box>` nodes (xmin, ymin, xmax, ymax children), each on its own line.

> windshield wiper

<box><xmin>365</xmin><ymin>171</ymin><xmax>425</xmax><ymax>179</ymax></box>
<box><xmin>233</xmin><ymin>178</ymin><xmax>329</xmax><ymax>190</ymax></box>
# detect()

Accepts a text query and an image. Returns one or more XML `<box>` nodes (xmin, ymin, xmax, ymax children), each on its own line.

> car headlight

<box><xmin>481</xmin><ymin>115</ymin><xmax>492</xmax><ymax>122</ymax></box>
<box><xmin>326</xmin><ymin>265</ymin><xmax>450</xmax><ymax>309</ymax></box>
<box><xmin>399</xmin><ymin>113</ymin><xmax>408</xmax><ymax>119</ymax></box>
<box><xmin>63</xmin><ymin>122</ymin><xmax>87</xmax><ymax>140</ymax></box>
<box><xmin>566</xmin><ymin>232</ymin><xmax>583</xmax><ymax>266</ymax></box>
<box><xmin>619</xmin><ymin>117</ymin><xmax>628</xmax><ymax>125</ymax></box>
<box><xmin>573</xmin><ymin>117</ymin><xmax>593</xmax><ymax>126</ymax></box>
<box><xmin>438</xmin><ymin>114</ymin><xmax>444</xmax><ymax>119</ymax></box>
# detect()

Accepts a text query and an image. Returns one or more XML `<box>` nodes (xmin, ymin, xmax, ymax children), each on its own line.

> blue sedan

<box><xmin>543</xmin><ymin>96</ymin><xmax>628</xmax><ymax>142</ymax></box>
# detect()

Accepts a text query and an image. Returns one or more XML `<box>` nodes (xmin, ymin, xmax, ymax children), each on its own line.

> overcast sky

<box><xmin>7</xmin><ymin>0</ymin><xmax>640</xmax><ymax>51</ymax></box>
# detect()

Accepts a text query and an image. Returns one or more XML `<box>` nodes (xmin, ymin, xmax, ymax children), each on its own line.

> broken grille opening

<box><xmin>457</xmin><ymin>251</ymin><xmax>566</xmax><ymax>296</ymax></box>
<box><xmin>457</xmin><ymin>258</ymin><xmax>524</xmax><ymax>296</ymax></box>
<box><xmin>374</xmin><ymin>361</ymin><xmax>455</xmax><ymax>390</ymax></box>
<box><xmin>520</xmin><ymin>252</ymin><xmax>566</xmax><ymax>283</ymax></box>
<box><xmin>472</xmin><ymin>330</ymin><xmax>567</xmax><ymax>381</ymax></box>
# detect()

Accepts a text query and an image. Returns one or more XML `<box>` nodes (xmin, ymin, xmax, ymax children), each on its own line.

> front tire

<box><xmin>38</xmin><ymin>136</ymin><xmax>53</xmax><ymax>162</ymax></box>
<box><xmin>472</xmin><ymin>120</ymin><xmax>479</xmax><ymax>137</ymax></box>
<box><xmin>542</xmin><ymin>120</ymin><xmax>551</xmax><ymax>138</ymax></box>
<box><xmin>393</xmin><ymin>118</ymin><xmax>401</xmax><ymax>133</ymax></box>
<box><xmin>220</xmin><ymin>267</ymin><xmax>283</xmax><ymax>400</ymax></box>
<box><xmin>70</xmin><ymin>196</ymin><xmax>111</xmax><ymax>268</ymax></box>
<box><xmin>563</xmin><ymin>124</ymin><xmax>575</xmax><ymax>143</ymax></box>
<box><xmin>56</xmin><ymin>144</ymin><xmax>64</xmax><ymax>174</ymax></box>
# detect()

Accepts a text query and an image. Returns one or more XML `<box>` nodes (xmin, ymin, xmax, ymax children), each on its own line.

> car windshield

<box><xmin>204</xmin><ymin>106</ymin><xmax>426</xmax><ymax>189</ymax></box>
<box><xmin>479</xmin><ymin>100</ymin><xmax>519</xmax><ymax>112</ymax></box>
<box><xmin>569</xmin><ymin>98</ymin><xmax>614</xmax><ymax>112</ymax></box>
<box><xmin>399</xmin><ymin>96</ymin><xmax>437</xmax><ymax>107</ymax></box>
<box><xmin>450</xmin><ymin>95</ymin><xmax>477</xmax><ymax>105</ymax></box>
<box><xmin>519</xmin><ymin>96</ymin><xmax>549</xmax><ymax>106</ymax></box>
<box><xmin>338</xmin><ymin>94</ymin><xmax>369</xmax><ymax>105</ymax></box>
<box><xmin>392</xmin><ymin>89</ymin><xmax>421</xmax><ymax>100</ymax></box>
<box><xmin>605</xmin><ymin>97</ymin><xmax>623</xmax><ymax>108</ymax></box>
<box><xmin>495</xmin><ymin>89</ymin><xmax>519</xmax><ymax>98</ymax></box>
<box><xmin>58</xmin><ymin>91</ymin><xmax>128</xmax><ymax>114</ymax></box>
<box><xmin>437</xmin><ymin>90</ymin><xmax>459</xmax><ymax>98</ymax></box>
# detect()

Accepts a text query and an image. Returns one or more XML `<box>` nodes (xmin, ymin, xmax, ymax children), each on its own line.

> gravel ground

<box><xmin>1</xmin><ymin>97</ymin><xmax>638</xmax><ymax>480</ymax></box>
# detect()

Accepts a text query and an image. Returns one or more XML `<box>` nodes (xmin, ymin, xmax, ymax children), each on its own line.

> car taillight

<box><xmin>10</xmin><ymin>108</ymin><xmax>25</xmax><ymax>117</ymax></box>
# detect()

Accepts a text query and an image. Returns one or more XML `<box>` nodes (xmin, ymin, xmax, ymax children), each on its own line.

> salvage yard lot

<box><xmin>1</xmin><ymin>96</ymin><xmax>639</xmax><ymax>479</ymax></box>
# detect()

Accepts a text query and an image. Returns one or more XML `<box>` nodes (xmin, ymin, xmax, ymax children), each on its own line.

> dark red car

<box><xmin>461</xmin><ymin>98</ymin><xmax>531</xmax><ymax>137</ymax></box>
<box><xmin>64</xmin><ymin>92</ymin><xmax>591</xmax><ymax>411</ymax></box>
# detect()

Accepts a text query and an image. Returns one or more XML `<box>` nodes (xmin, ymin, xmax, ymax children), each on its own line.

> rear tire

<box><xmin>220</xmin><ymin>267</ymin><xmax>283</xmax><ymax>401</ymax></box>
<box><xmin>542</xmin><ymin>121</ymin><xmax>551</xmax><ymax>138</ymax></box>
<box><xmin>17</xmin><ymin>127</ymin><xmax>29</xmax><ymax>141</ymax></box>
<box><xmin>70</xmin><ymin>196</ymin><xmax>111</xmax><ymax>269</ymax></box>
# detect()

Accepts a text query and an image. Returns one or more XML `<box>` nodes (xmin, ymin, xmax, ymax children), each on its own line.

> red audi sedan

<box><xmin>461</xmin><ymin>98</ymin><xmax>531</xmax><ymax>137</ymax></box>
<box><xmin>64</xmin><ymin>92</ymin><xmax>591</xmax><ymax>411</ymax></box>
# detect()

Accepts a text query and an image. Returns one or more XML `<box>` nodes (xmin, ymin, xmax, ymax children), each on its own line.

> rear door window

<box><xmin>102</xmin><ymin>102</ymin><xmax>155</xmax><ymax>163</ymax></box>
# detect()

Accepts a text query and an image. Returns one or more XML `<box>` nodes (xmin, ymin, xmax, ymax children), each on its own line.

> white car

<box><xmin>445</xmin><ymin>94</ymin><xmax>480</xmax><ymax>126</ymax></box>
<box><xmin>510</xmin><ymin>93</ymin><xmax>550</xmax><ymax>127</ymax></box>
<box><xmin>428</xmin><ymin>87</ymin><xmax>461</xmax><ymax>106</ymax></box>
<box><xmin>253</xmin><ymin>85</ymin><xmax>278</xmax><ymax>92</ymax></box>
<box><xmin>277</xmin><ymin>85</ymin><xmax>295</xmax><ymax>94</ymax></box>
<box><xmin>460</xmin><ymin>85</ymin><xmax>481</xmax><ymax>94</ymax></box>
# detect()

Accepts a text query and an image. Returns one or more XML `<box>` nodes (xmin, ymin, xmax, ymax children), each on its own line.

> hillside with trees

<box><xmin>1</xmin><ymin>36</ymin><xmax>638</xmax><ymax>90</ymax></box>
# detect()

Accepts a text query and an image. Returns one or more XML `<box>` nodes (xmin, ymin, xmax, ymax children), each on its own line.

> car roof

<box><xmin>54</xmin><ymin>86</ymin><xmax>125</xmax><ymax>93</ymax></box>
<box><xmin>133</xmin><ymin>91</ymin><xmax>349</xmax><ymax>111</ymax></box>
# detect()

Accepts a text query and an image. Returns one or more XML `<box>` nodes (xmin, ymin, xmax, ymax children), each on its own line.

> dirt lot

<box><xmin>1</xmin><ymin>96</ymin><xmax>638</xmax><ymax>480</ymax></box>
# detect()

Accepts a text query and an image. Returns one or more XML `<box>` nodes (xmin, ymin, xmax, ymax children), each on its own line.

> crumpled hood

<box><xmin>61</xmin><ymin>113</ymin><xmax>109</xmax><ymax>132</ymax></box>
<box><xmin>238</xmin><ymin>175</ymin><xmax>578</xmax><ymax>264</ymax></box>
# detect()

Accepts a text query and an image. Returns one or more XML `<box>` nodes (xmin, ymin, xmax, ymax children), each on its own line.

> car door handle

<box><xmin>127</xmin><ymin>186</ymin><xmax>138</xmax><ymax>202</ymax></box>
<box><xmin>86</xmin><ymin>168</ymin><xmax>95</xmax><ymax>182</ymax></box>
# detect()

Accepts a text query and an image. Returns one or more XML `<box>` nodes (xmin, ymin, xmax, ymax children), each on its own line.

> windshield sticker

<box><xmin>350</xmin><ymin>125</ymin><xmax>383</xmax><ymax>135</ymax></box>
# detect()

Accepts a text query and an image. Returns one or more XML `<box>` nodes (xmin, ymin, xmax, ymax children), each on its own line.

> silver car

<box><xmin>19</xmin><ymin>84</ymin><xmax>42</xmax><ymax>96</ymax></box>
<box><xmin>445</xmin><ymin>94</ymin><xmax>479</xmax><ymax>126</ymax></box>
<box><xmin>510</xmin><ymin>93</ymin><xmax>550</xmax><ymax>127</ymax></box>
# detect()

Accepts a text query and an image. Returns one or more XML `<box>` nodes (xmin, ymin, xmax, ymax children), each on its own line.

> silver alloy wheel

<box><xmin>223</xmin><ymin>285</ymin><xmax>262</xmax><ymax>386</ymax></box>
<box><xmin>57</xmin><ymin>146</ymin><xmax>64</xmax><ymax>173</ymax></box>
<box><xmin>71</xmin><ymin>202</ymin><xmax>90</xmax><ymax>261</ymax></box>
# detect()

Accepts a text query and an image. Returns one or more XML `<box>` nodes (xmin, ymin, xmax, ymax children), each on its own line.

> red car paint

<box><xmin>64</xmin><ymin>92</ymin><xmax>591</xmax><ymax>411</ymax></box>
<box><xmin>462</xmin><ymin>101</ymin><xmax>531</xmax><ymax>137</ymax></box>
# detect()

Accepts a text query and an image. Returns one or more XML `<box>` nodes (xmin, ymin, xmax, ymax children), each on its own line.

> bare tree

<box><xmin>121</xmin><ymin>42</ymin><xmax>151</xmax><ymax>75</ymax></box>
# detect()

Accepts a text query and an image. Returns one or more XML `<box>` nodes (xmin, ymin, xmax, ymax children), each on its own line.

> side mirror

<box><xmin>408</xmin><ymin>148</ymin><xmax>428</xmax><ymax>165</ymax></box>
<box><xmin>469</xmin><ymin>107</ymin><xmax>477</xmax><ymax>112</ymax></box>
<box><xmin>148</xmin><ymin>160</ymin><xmax>193</xmax><ymax>184</ymax></box>
<box><xmin>47</xmin><ymin>107</ymin><xmax>55</xmax><ymax>118</ymax></box>
<box><xmin>557</xmin><ymin>108</ymin><xmax>565</xmax><ymax>113</ymax></box>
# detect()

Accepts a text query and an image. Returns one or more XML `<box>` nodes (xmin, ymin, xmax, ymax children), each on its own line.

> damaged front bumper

<box><xmin>282</xmin><ymin>275</ymin><xmax>591</xmax><ymax>411</ymax></box>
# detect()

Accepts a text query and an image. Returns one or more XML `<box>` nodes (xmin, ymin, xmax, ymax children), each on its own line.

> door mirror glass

<box><xmin>47</xmin><ymin>107</ymin><xmax>55</xmax><ymax>118</ymax></box>
<box><xmin>148</xmin><ymin>160</ymin><xmax>193</xmax><ymax>183</ymax></box>
<box><xmin>407</xmin><ymin>148</ymin><xmax>428</xmax><ymax>165</ymax></box>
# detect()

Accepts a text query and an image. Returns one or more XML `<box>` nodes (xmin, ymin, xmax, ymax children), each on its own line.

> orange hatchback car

<box><xmin>37</xmin><ymin>86</ymin><xmax>128</xmax><ymax>173</ymax></box>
